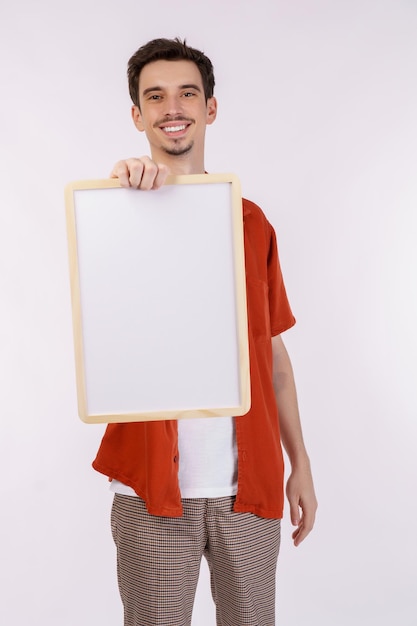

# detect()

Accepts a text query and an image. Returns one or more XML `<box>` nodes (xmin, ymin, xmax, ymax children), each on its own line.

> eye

<box><xmin>182</xmin><ymin>91</ymin><xmax>195</xmax><ymax>98</ymax></box>
<box><xmin>145</xmin><ymin>93</ymin><xmax>162</xmax><ymax>101</ymax></box>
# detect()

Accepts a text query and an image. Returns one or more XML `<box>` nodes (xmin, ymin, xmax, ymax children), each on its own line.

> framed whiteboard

<box><xmin>65</xmin><ymin>174</ymin><xmax>250</xmax><ymax>424</ymax></box>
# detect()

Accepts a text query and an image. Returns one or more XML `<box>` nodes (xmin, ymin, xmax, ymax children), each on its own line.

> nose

<box><xmin>164</xmin><ymin>94</ymin><xmax>183</xmax><ymax>117</ymax></box>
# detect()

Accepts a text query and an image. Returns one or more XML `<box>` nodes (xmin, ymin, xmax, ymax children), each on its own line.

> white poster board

<box><xmin>65</xmin><ymin>174</ymin><xmax>250</xmax><ymax>423</ymax></box>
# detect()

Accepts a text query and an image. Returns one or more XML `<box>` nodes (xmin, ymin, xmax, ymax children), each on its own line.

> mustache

<box><xmin>153</xmin><ymin>115</ymin><xmax>195</xmax><ymax>128</ymax></box>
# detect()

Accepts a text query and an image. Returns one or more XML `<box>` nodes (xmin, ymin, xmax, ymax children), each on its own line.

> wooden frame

<box><xmin>65</xmin><ymin>174</ymin><xmax>250</xmax><ymax>423</ymax></box>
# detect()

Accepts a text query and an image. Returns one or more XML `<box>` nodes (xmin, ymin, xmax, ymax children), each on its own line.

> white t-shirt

<box><xmin>110</xmin><ymin>416</ymin><xmax>238</xmax><ymax>499</ymax></box>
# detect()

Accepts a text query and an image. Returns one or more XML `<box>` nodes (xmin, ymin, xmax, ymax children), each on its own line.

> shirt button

<box><xmin>173</xmin><ymin>455</ymin><xmax>178</xmax><ymax>463</ymax></box>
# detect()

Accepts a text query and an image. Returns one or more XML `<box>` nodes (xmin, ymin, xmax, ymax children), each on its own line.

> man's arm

<box><xmin>272</xmin><ymin>334</ymin><xmax>318</xmax><ymax>546</ymax></box>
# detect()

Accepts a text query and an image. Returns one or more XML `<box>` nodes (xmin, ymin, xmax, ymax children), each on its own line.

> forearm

<box><xmin>272</xmin><ymin>334</ymin><xmax>310</xmax><ymax>467</ymax></box>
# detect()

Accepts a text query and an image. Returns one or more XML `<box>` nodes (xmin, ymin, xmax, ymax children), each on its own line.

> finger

<box><xmin>292</xmin><ymin>521</ymin><xmax>312</xmax><ymax>546</ymax></box>
<box><xmin>292</xmin><ymin>523</ymin><xmax>306</xmax><ymax>546</ymax></box>
<box><xmin>292</xmin><ymin>506</ymin><xmax>316</xmax><ymax>546</ymax></box>
<box><xmin>152</xmin><ymin>163</ymin><xmax>170</xmax><ymax>189</ymax></box>
<box><xmin>137</xmin><ymin>156</ymin><xmax>159</xmax><ymax>190</ymax></box>
<box><xmin>289</xmin><ymin>498</ymin><xmax>301</xmax><ymax>527</ymax></box>
<box><xmin>110</xmin><ymin>160</ymin><xmax>132</xmax><ymax>188</ymax></box>
<box><xmin>126</xmin><ymin>158</ymin><xmax>146</xmax><ymax>188</ymax></box>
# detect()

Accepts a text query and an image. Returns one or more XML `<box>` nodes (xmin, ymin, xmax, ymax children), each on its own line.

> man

<box><xmin>93</xmin><ymin>38</ymin><xmax>317</xmax><ymax>626</ymax></box>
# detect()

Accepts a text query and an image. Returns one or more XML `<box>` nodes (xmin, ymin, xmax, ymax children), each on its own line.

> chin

<box><xmin>163</xmin><ymin>141</ymin><xmax>194</xmax><ymax>157</ymax></box>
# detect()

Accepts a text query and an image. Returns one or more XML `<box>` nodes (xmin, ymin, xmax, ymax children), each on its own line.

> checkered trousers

<box><xmin>111</xmin><ymin>494</ymin><xmax>281</xmax><ymax>626</ymax></box>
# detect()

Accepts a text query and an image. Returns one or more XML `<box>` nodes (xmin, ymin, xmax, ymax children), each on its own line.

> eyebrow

<box><xmin>142</xmin><ymin>83</ymin><xmax>202</xmax><ymax>97</ymax></box>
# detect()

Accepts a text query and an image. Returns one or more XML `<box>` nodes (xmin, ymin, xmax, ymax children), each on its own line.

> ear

<box><xmin>131</xmin><ymin>105</ymin><xmax>145</xmax><ymax>132</ymax></box>
<box><xmin>206</xmin><ymin>96</ymin><xmax>217</xmax><ymax>126</ymax></box>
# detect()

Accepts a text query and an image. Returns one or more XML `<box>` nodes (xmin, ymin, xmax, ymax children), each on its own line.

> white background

<box><xmin>1</xmin><ymin>1</ymin><xmax>416</xmax><ymax>624</ymax></box>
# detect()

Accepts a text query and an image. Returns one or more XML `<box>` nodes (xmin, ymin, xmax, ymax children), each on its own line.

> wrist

<box><xmin>286</xmin><ymin>448</ymin><xmax>311</xmax><ymax>470</ymax></box>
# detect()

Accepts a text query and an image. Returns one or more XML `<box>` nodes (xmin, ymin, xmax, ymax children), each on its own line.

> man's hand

<box><xmin>110</xmin><ymin>157</ymin><xmax>170</xmax><ymax>190</ymax></box>
<box><xmin>286</xmin><ymin>462</ymin><xmax>317</xmax><ymax>546</ymax></box>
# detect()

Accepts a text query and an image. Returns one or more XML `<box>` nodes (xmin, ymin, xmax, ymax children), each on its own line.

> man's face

<box><xmin>132</xmin><ymin>59</ymin><xmax>217</xmax><ymax>165</ymax></box>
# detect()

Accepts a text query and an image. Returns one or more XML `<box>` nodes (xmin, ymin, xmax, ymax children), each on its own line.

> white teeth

<box><xmin>164</xmin><ymin>125</ymin><xmax>186</xmax><ymax>133</ymax></box>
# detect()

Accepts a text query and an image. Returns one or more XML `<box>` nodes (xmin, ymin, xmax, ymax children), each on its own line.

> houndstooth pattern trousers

<box><xmin>111</xmin><ymin>494</ymin><xmax>281</xmax><ymax>626</ymax></box>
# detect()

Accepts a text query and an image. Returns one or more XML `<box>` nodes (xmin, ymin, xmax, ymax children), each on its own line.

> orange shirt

<box><xmin>92</xmin><ymin>198</ymin><xmax>295</xmax><ymax>519</ymax></box>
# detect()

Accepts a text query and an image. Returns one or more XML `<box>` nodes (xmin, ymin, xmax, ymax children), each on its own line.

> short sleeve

<box><xmin>267</xmin><ymin>225</ymin><xmax>296</xmax><ymax>336</ymax></box>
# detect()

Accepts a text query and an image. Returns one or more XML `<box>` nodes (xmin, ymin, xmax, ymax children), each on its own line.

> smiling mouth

<box><xmin>163</xmin><ymin>124</ymin><xmax>187</xmax><ymax>133</ymax></box>
<box><xmin>157</xmin><ymin>118</ymin><xmax>193</xmax><ymax>137</ymax></box>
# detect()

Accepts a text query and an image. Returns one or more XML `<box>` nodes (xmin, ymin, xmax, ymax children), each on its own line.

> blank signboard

<box><xmin>65</xmin><ymin>174</ymin><xmax>250</xmax><ymax>423</ymax></box>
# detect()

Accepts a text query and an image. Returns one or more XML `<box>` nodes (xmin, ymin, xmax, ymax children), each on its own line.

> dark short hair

<box><xmin>127</xmin><ymin>37</ymin><xmax>215</xmax><ymax>107</ymax></box>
